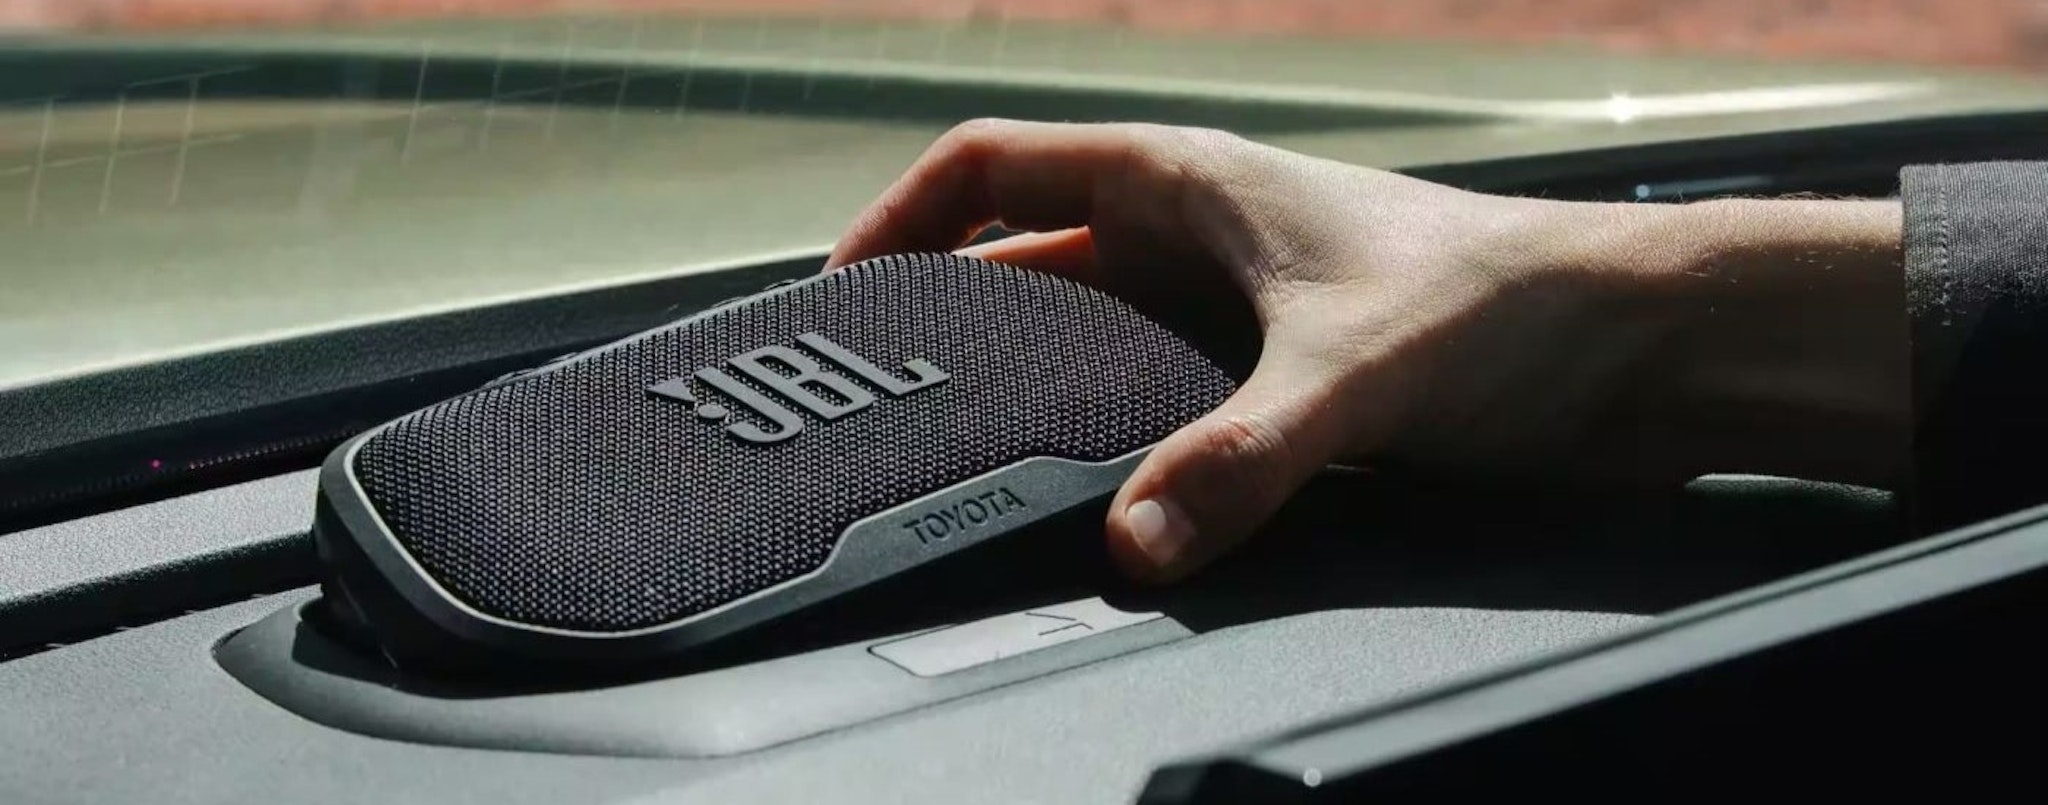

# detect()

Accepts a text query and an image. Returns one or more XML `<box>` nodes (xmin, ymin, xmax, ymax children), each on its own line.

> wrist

<box><xmin>1620</xmin><ymin>197</ymin><xmax>1910</xmax><ymax>485</ymax></box>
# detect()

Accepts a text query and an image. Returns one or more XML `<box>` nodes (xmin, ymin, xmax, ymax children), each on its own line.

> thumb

<box><xmin>1106</xmin><ymin>355</ymin><xmax>1347</xmax><ymax>583</ymax></box>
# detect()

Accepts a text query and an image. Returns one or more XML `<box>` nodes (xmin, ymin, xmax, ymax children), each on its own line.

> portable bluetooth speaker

<box><xmin>313</xmin><ymin>253</ymin><xmax>1237</xmax><ymax>671</ymax></box>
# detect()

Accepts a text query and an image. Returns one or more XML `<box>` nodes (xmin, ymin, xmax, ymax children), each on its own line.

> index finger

<box><xmin>824</xmin><ymin>120</ymin><xmax>1162</xmax><ymax>270</ymax></box>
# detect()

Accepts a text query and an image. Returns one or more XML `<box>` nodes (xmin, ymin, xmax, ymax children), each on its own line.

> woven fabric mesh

<box><xmin>351</xmin><ymin>254</ymin><xmax>1236</xmax><ymax>632</ymax></box>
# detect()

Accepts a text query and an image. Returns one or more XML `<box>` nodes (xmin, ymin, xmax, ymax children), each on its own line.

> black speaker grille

<box><xmin>351</xmin><ymin>254</ymin><xmax>1234</xmax><ymax>632</ymax></box>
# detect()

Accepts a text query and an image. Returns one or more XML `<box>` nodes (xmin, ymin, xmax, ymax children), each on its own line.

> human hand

<box><xmin>827</xmin><ymin>120</ymin><xmax>1905</xmax><ymax>582</ymax></box>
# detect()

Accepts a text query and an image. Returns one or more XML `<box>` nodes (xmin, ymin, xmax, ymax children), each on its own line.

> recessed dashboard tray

<box><xmin>216</xmin><ymin>595</ymin><xmax>1189</xmax><ymax>758</ymax></box>
<box><xmin>214</xmin><ymin>472</ymin><xmax>1904</xmax><ymax>759</ymax></box>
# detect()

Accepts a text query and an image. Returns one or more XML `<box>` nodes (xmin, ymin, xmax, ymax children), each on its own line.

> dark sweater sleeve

<box><xmin>1901</xmin><ymin>162</ymin><xmax>2048</xmax><ymax>533</ymax></box>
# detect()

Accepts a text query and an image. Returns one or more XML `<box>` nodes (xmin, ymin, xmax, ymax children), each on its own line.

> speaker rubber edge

<box><xmin>317</xmin><ymin>431</ymin><xmax>1150</xmax><ymax>663</ymax></box>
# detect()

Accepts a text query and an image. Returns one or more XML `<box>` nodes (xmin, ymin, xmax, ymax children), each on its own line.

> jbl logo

<box><xmin>646</xmin><ymin>332</ymin><xmax>948</xmax><ymax>444</ymax></box>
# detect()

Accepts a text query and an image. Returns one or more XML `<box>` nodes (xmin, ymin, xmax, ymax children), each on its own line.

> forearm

<box><xmin>1583</xmin><ymin>198</ymin><xmax>1911</xmax><ymax>487</ymax></box>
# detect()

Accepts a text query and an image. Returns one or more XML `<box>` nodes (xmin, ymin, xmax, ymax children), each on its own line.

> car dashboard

<box><xmin>7</xmin><ymin>30</ymin><xmax>2048</xmax><ymax>804</ymax></box>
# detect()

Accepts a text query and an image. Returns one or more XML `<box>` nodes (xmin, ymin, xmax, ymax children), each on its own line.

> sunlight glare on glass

<box><xmin>1604</xmin><ymin>92</ymin><xmax>1642</xmax><ymax>124</ymax></box>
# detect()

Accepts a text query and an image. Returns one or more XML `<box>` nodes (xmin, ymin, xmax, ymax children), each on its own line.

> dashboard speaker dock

<box><xmin>313</xmin><ymin>253</ymin><xmax>1236</xmax><ymax>670</ymax></box>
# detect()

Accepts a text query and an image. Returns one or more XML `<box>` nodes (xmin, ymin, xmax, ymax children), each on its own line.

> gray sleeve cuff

<box><xmin>1901</xmin><ymin>162</ymin><xmax>2048</xmax><ymax>532</ymax></box>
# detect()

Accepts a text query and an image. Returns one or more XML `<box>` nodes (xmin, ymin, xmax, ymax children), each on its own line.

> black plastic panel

<box><xmin>1141</xmin><ymin>501</ymin><xmax>2048</xmax><ymax>802</ymax></box>
<box><xmin>0</xmin><ymin>469</ymin><xmax>318</xmax><ymax>659</ymax></box>
<box><xmin>1407</xmin><ymin>109</ymin><xmax>2048</xmax><ymax>202</ymax></box>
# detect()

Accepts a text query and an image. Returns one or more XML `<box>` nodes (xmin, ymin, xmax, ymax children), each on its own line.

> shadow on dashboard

<box><xmin>1114</xmin><ymin>469</ymin><xmax>1904</xmax><ymax>635</ymax></box>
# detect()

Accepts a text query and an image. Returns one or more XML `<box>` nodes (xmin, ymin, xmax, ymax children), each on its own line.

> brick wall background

<box><xmin>5</xmin><ymin>0</ymin><xmax>2046</xmax><ymax>71</ymax></box>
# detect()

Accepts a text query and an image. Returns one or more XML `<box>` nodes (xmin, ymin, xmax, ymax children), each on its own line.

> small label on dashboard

<box><xmin>868</xmin><ymin>598</ymin><xmax>1165</xmax><ymax>677</ymax></box>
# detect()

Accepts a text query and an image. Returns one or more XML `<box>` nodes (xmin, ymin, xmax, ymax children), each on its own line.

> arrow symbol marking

<box><xmin>1025</xmin><ymin>610</ymin><xmax>1093</xmax><ymax>637</ymax></box>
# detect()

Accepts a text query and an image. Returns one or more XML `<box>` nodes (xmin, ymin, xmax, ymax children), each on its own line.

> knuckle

<box><xmin>1094</xmin><ymin>122</ymin><xmax>1166</xmax><ymax>167</ymax></box>
<box><xmin>948</xmin><ymin>117</ymin><xmax>1011</xmax><ymax>138</ymax></box>
<box><xmin>1194</xmin><ymin>412</ymin><xmax>1298</xmax><ymax>503</ymax></box>
<box><xmin>1171</xmin><ymin>126</ymin><xmax>1252</xmax><ymax>166</ymax></box>
<box><xmin>933</xmin><ymin>118</ymin><xmax>1013</xmax><ymax>157</ymax></box>
<box><xmin>1119</xmin><ymin>124</ymin><xmax>1253</xmax><ymax>201</ymax></box>
<box><xmin>1123</xmin><ymin>124</ymin><xmax>1235</xmax><ymax>165</ymax></box>
<box><xmin>1170</xmin><ymin>125</ymin><xmax>1246</xmax><ymax>153</ymax></box>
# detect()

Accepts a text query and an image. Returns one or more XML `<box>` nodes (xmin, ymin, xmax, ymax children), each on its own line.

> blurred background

<box><xmin>4</xmin><ymin>0</ymin><xmax>2043</xmax><ymax>70</ymax></box>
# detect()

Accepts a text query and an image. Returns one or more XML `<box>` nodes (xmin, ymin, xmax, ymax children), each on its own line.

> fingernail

<box><xmin>1126</xmin><ymin>498</ymin><xmax>1192</xmax><ymax>569</ymax></box>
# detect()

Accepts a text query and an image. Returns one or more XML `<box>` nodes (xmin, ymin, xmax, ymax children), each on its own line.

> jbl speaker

<box><xmin>314</xmin><ymin>253</ymin><xmax>1236</xmax><ymax>671</ymax></box>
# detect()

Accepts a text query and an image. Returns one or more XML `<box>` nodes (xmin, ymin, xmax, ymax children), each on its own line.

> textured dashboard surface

<box><xmin>0</xmin><ymin>469</ymin><xmax>316</xmax><ymax>653</ymax></box>
<box><xmin>0</xmin><ymin>466</ymin><xmax>1905</xmax><ymax>804</ymax></box>
<box><xmin>0</xmin><ymin>470</ymin><xmax>313</xmax><ymax>605</ymax></box>
<box><xmin>0</xmin><ymin>591</ymin><xmax>1640</xmax><ymax>805</ymax></box>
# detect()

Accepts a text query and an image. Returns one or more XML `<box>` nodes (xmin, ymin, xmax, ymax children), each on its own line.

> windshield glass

<box><xmin>3</xmin><ymin>1</ymin><xmax>2043</xmax><ymax>390</ymax></box>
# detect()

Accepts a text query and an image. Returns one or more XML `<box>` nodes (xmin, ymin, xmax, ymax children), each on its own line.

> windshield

<box><xmin>3</xmin><ymin>2</ymin><xmax>2043</xmax><ymax>390</ymax></box>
